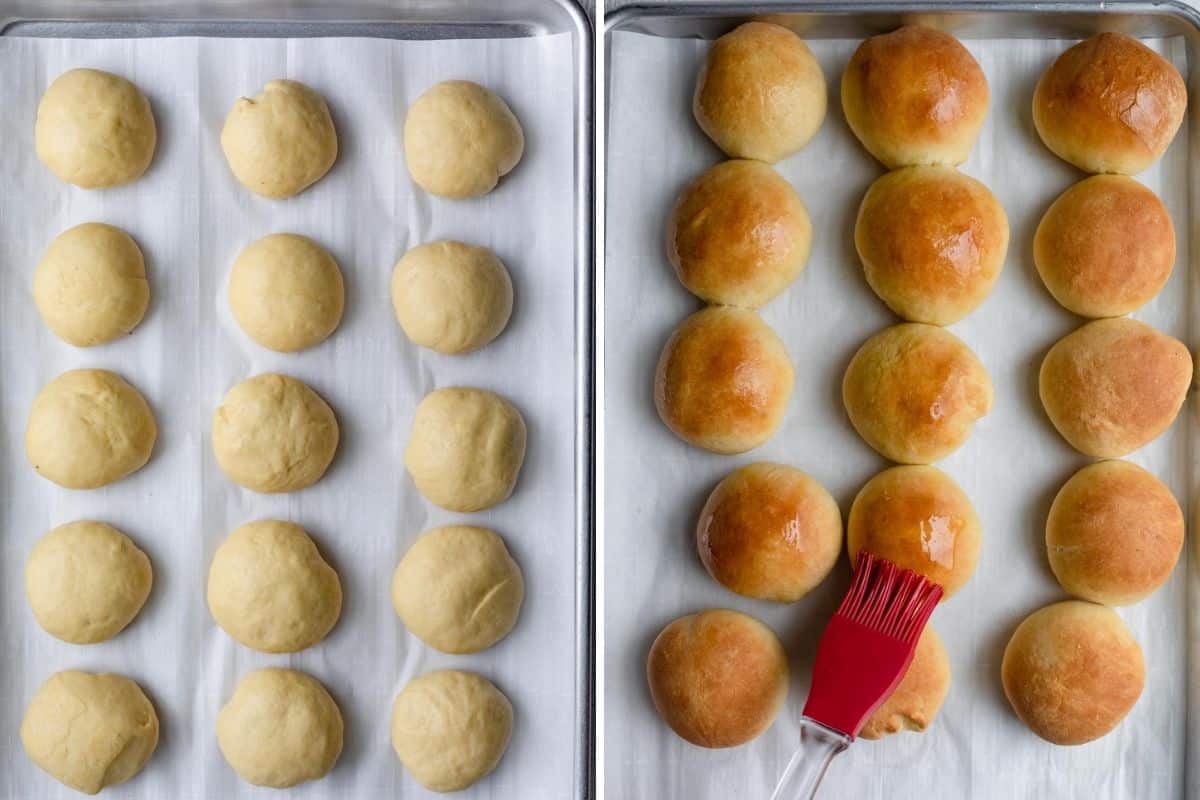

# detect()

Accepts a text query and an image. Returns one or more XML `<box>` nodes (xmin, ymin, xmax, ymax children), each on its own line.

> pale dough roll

<box><xmin>35</xmin><ymin>68</ymin><xmax>156</xmax><ymax>189</ymax></box>
<box><xmin>21</xmin><ymin>670</ymin><xmax>159</xmax><ymax>795</ymax></box>
<box><xmin>860</xmin><ymin>626</ymin><xmax>951</xmax><ymax>740</ymax></box>
<box><xmin>34</xmin><ymin>222</ymin><xmax>150</xmax><ymax>347</ymax></box>
<box><xmin>693</xmin><ymin>22</ymin><xmax>826</xmax><ymax>163</ymax></box>
<box><xmin>25</xmin><ymin>521</ymin><xmax>152</xmax><ymax>644</ymax></box>
<box><xmin>25</xmin><ymin>368</ymin><xmax>157</xmax><ymax>489</ymax></box>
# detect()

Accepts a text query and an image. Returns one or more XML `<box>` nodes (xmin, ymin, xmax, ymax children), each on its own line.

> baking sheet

<box><xmin>0</xmin><ymin>32</ymin><xmax>580</xmax><ymax>799</ymax></box>
<box><xmin>604</xmin><ymin>29</ymin><xmax>1192</xmax><ymax>800</ymax></box>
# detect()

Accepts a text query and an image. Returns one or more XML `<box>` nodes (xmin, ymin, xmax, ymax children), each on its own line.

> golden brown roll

<box><xmin>842</xmin><ymin>323</ymin><xmax>992</xmax><ymax>464</ymax></box>
<box><xmin>1039</xmin><ymin>318</ymin><xmax>1191</xmax><ymax>457</ymax></box>
<box><xmin>860</xmin><ymin>626</ymin><xmax>951</xmax><ymax>740</ymax></box>
<box><xmin>667</xmin><ymin>160</ymin><xmax>812</xmax><ymax>308</ymax></box>
<box><xmin>841</xmin><ymin>26</ymin><xmax>988</xmax><ymax>169</ymax></box>
<box><xmin>847</xmin><ymin>465</ymin><xmax>981</xmax><ymax>598</ymax></box>
<box><xmin>693</xmin><ymin>22</ymin><xmax>826</xmax><ymax>163</ymax></box>
<box><xmin>646</xmin><ymin>609</ymin><xmax>788</xmax><ymax>748</ymax></box>
<box><xmin>1033</xmin><ymin>175</ymin><xmax>1175</xmax><ymax>318</ymax></box>
<box><xmin>855</xmin><ymin>166</ymin><xmax>1008</xmax><ymax>324</ymax></box>
<box><xmin>655</xmin><ymin>307</ymin><xmax>794</xmax><ymax>454</ymax></box>
<box><xmin>1033</xmin><ymin>33</ymin><xmax>1186</xmax><ymax>175</ymax></box>
<box><xmin>1001</xmin><ymin>600</ymin><xmax>1144</xmax><ymax>745</ymax></box>
<box><xmin>1046</xmin><ymin>460</ymin><xmax>1183</xmax><ymax>606</ymax></box>
<box><xmin>696</xmin><ymin>462</ymin><xmax>842</xmax><ymax>602</ymax></box>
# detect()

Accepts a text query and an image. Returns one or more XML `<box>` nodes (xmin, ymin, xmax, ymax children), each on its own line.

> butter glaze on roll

<box><xmin>855</xmin><ymin>166</ymin><xmax>1008</xmax><ymax>325</ymax></box>
<box><xmin>1033</xmin><ymin>32</ymin><xmax>1186</xmax><ymax>174</ymax></box>
<box><xmin>1039</xmin><ymin>318</ymin><xmax>1191</xmax><ymax>458</ymax></box>
<box><xmin>841</xmin><ymin>26</ymin><xmax>989</xmax><ymax>169</ymax></box>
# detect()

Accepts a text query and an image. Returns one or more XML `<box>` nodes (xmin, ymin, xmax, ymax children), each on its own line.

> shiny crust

<box><xmin>1046</xmin><ymin>460</ymin><xmax>1183</xmax><ymax>606</ymax></box>
<box><xmin>1039</xmin><ymin>318</ymin><xmax>1192</xmax><ymax>458</ymax></box>
<box><xmin>847</xmin><ymin>465</ymin><xmax>981</xmax><ymax>598</ymax></box>
<box><xmin>1032</xmin><ymin>33</ymin><xmax>1186</xmax><ymax>174</ymax></box>
<box><xmin>696</xmin><ymin>462</ymin><xmax>842</xmax><ymax>602</ymax></box>
<box><xmin>860</xmin><ymin>626</ymin><xmax>951</xmax><ymax>740</ymax></box>
<box><xmin>842</xmin><ymin>323</ymin><xmax>992</xmax><ymax>464</ymax></box>
<box><xmin>693</xmin><ymin>22</ymin><xmax>827</xmax><ymax>163</ymax></box>
<box><xmin>841</xmin><ymin>26</ymin><xmax>989</xmax><ymax>168</ymax></box>
<box><xmin>646</xmin><ymin>609</ymin><xmax>788</xmax><ymax>748</ymax></box>
<box><xmin>1001</xmin><ymin>601</ymin><xmax>1144</xmax><ymax>745</ymax></box>
<box><xmin>855</xmin><ymin>166</ymin><xmax>1008</xmax><ymax>325</ymax></box>
<box><xmin>667</xmin><ymin>160</ymin><xmax>812</xmax><ymax>308</ymax></box>
<box><xmin>655</xmin><ymin>307</ymin><xmax>794</xmax><ymax>454</ymax></box>
<box><xmin>1033</xmin><ymin>175</ymin><xmax>1175</xmax><ymax>318</ymax></box>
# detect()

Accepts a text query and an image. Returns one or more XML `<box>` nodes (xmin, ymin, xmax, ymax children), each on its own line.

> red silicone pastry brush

<box><xmin>770</xmin><ymin>552</ymin><xmax>943</xmax><ymax>800</ymax></box>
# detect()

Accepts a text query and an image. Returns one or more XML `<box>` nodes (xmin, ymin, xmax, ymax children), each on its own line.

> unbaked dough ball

<box><xmin>1002</xmin><ymin>600</ymin><xmax>1143</xmax><ymax>744</ymax></box>
<box><xmin>1033</xmin><ymin>33</ymin><xmax>1186</xmax><ymax>175</ymax></box>
<box><xmin>843</xmin><ymin>323</ymin><xmax>992</xmax><ymax>464</ymax></box>
<box><xmin>1047</xmin><ymin>460</ymin><xmax>1184</xmax><ymax>606</ymax></box>
<box><xmin>404</xmin><ymin>80</ymin><xmax>524</xmax><ymax>199</ymax></box>
<box><xmin>1039</xmin><ymin>318</ymin><xmax>1191</xmax><ymax>457</ymax></box>
<box><xmin>217</xmin><ymin>668</ymin><xmax>343</xmax><ymax>788</ymax></box>
<box><xmin>21</xmin><ymin>670</ymin><xmax>159</xmax><ymax>795</ymax></box>
<box><xmin>391</xmin><ymin>240</ymin><xmax>513</xmax><ymax>355</ymax></box>
<box><xmin>228</xmin><ymin>233</ymin><xmax>343</xmax><ymax>352</ymax></box>
<box><xmin>1034</xmin><ymin>175</ymin><xmax>1175</xmax><ymax>318</ymax></box>
<box><xmin>212</xmin><ymin>373</ymin><xmax>339</xmax><ymax>493</ymax></box>
<box><xmin>35</xmin><ymin>68</ymin><xmax>156</xmax><ymax>189</ymax></box>
<box><xmin>391</xmin><ymin>670</ymin><xmax>513</xmax><ymax>792</ymax></box>
<box><xmin>855</xmin><ymin>166</ymin><xmax>1008</xmax><ymax>325</ymax></box>
<box><xmin>26</xmin><ymin>369</ymin><xmax>157</xmax><ymax>489</ymax></box>
<box><xmin>221</xmin><ymin>79</ymin><xmax>337</xmax><ymax>198</ymax></box>
<box><xmin>404</xmin><ymin>387</ymin><xmax>526</xmax><ymax>512</ymax></box>
<box><xmin>666</xmin><ymin>159</ymin><xmax>812</xmax><ymax>308</ymax></box>
<box><xmin>34</xmin><ymin>223</ymin><xmax>149</xmax><ymax>347</ymax></box>
<box><xmin>847</xmin><ymin>465</ymin><xmax>982</xmax><ymax>599</ymax></box>
<box><xmin>207</xmin><ymin>520</ymin><xmax>341</xmax><ymax>653</ymax></box>
<box><xmin>646</xmin><ymin>608</ymin><xmax>788</xmax><ymax>748</ymax></box>
<box><xmin>693</xmin><ymin>22</ymin><xmax>826</xmax><ymax>163</ymax></box>
<box><xmin>860</xmin><ymin>626</ymin><xmax>951</xmax><ymax>739</ymax></box>
<box><xmin>25</xmin><ymin>521</ymin><xmax>152</xmax><ymax>644</ymax></box>
<box><xmin>655</xmin><ymin>306</ymin><xmax>794</xmax><ymax>454</ymax></box>
<box><xmin>696</xmin><ymin>462</ymin><xmax>842</xmax><ymax>602</ymax></box>
<box><xmin>841</xmin><ymin>26</ymin><xmax>989</xmax><ymax>169</ymax></box>
<box><xmin>392</xmin><ymin>525</ymin><xmax>524</xmax><ymax>654</ymax></box>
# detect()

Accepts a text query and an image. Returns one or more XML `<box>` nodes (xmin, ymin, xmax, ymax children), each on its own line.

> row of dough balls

<box><xmin>34</xmin><ymin>223</ymin><xmax>514</xmax><ymax>357</ymax></box>
<box><xmin>25</xmin><ymin>370</ymin><xmax>526</xmax><ymax>512</ymax></box>
<box><xmin>21</xmin><ymin>666</ymin><xmax>511</xmax><ymax>794</ymax></box>
<box><xmin>36</xmin><ymin>68</ymin><xmax>524</xmax><ymax>199</ymax></box>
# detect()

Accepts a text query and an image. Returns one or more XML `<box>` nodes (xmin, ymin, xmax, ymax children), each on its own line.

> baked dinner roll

<box><xmin>696</xmin><ymin>462</ymin><xmax>841</xmax><ymax>602</ymax></box>
<box><xmin>842</xmin><ymin>26</ymin><xmax>989</xmax><ymax>168</ymax></box>
<box><xmin>1002</xmin><ymin>600</ymin><xmax>1143</xmax><ymax>745</ymax></box>
<box><xmin>646</xmin><ymin>609</ymin><xmax>788</xmax><ymax>748</ymax></box>
<box><xmin>1033</xmin><ymin>175</ymin><xmax>1175</xmax><ymax>318</ymax></box>
<box><xmin>847</xmin><ymin>465</ymin><xmax>981</xmax><ymax>598</ymax></box>
<box><xmin>860</xmin><ymin>626</ymin><xmax>950</xmax><ymax>740</ymax></box>
<box><xmin>843</xmin><ymin>324</ymin><xmax>992</xmax><ymax>464</ymax></box>
<box><xmin>855</xmin><ymin>166</ymin><xmax>1008</xmax><ymax>324</ymax></box>
<box><xmin>1033</xmin><ymin>33</ymin><xmax>1186</xmax><ymax>174</ymax></box>
<box><xmin>1047</xmin><ymin>460</ymin><xmax>1183</xmax><ymax>606</ymax></box>
<box><xmin>693</xmin><ymin>22</ymin><xmax>826</xmax><ymax>163</ymax></box>
<box><xmin>667</xmin><ymin>160</ymin><xmax>811</xmax><ymax>308</ymax></box>
<box><xmin>655</xmin><ymin>306</ymin><xmax>794</xmax><ymax>454</ymax></box>
<box><xmin>1039</xmin><ymin>318</ymin><xmax>1191</xmax><ymax>457</ymax></box>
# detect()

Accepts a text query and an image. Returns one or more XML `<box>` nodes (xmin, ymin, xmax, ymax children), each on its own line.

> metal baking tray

<box><xmin>0</xmin><ymin>1</ymin><xmax>594</xmax><ymax>797</ymax></box>
<box><xmin>603</xmin><ymin>2</ymin><xmax>1199</xmax><ymax>798</ymax></box>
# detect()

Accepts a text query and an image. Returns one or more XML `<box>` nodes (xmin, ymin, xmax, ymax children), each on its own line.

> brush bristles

<box><xmin>837</xmin><ymin>552</ymin><xmax>943</xmax><ymax>644</ymax></box>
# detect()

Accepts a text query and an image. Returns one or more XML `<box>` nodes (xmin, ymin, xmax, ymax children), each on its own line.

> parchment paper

<box><xmin>605</xmin><ymin>30</ymin><xmax>1193</xmax><ymax>800</ymax></box>
<box><xmin>0</xmin><ymin>32</ymin><xmax>579</xmax><ymax>799</ymax></box>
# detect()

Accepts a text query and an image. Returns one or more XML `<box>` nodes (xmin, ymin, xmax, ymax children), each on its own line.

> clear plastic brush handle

<box><xmin>769</xmin><ymin>717</ymin><xmax>851</xmax><ymax>800</ymax></box>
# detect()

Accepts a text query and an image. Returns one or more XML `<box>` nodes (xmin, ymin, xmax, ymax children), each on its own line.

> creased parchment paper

<box><xmin>605</xmin><ymin>30</ymin><xmax>1192</xmax><ymax>800</ymax></box>
<box><xmin>0</xmin><ymin>32</ymin><xmax>579</xmax><ymax>800</ymax></box>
